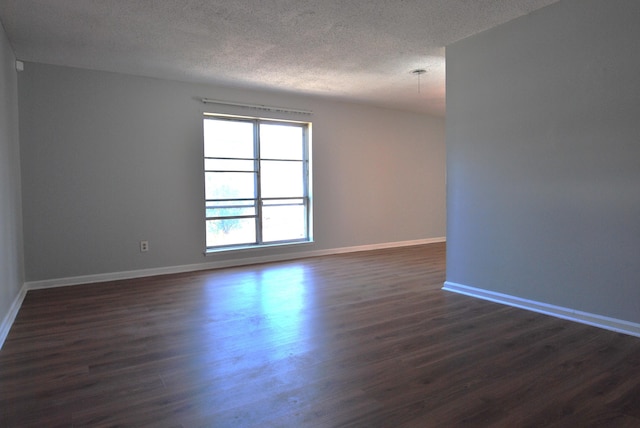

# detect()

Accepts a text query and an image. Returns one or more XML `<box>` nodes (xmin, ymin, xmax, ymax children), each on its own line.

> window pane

<box><xmin>262</xmin><ymin>205</ymin><xmax>306</xmax><ymax>242</ymax></box>
<box><xmin>206</xmin><ymin>218</ymin><xmax>256</xmax><ymax>247</ymax></box>
<box><xmin>207</xmin><ymin>200</ymin><xmax>255</xmax><ymax>207</ymax></box>
<box><xmin>205</xmin><ymin>172</ymin><xmax>255</xmax><ymax>199</ymax></box>
<box><xmin>263</xmin><ymin>198</ymin><xmax>304</xmax><ymax>206</ymax></box>
<box><xmin>204</xmin><ymin>119</ymin><xmax>254</xmax><ymax>159</ymax></box>
<box><xmin>205</xmin><ymin>158</ymin><xmax>255</xmax><ymax>171</ymax></box>
<box><xmin>260</xmin><ymin>124</ymin><xmax>304</xmax><ymax>160</ymax></box>
<box><xmin>260</xmin><ymin>161</ymin><xmax>304</xmax><ymax>198</ymax></box>
<box><xmin>206</xmin><ymin>205</ymin><xmax>256</xmax><ymax>218</ymax></box>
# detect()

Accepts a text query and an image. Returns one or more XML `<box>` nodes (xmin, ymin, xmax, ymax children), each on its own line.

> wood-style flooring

<box><xmin>2</xmin><ymin>243</ymin><xmax>640</xmax><ymax>427</ymax></box>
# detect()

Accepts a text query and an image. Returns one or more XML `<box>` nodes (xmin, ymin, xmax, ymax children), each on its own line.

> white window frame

<box><xmin>203</xmin><ymin>113</ymin><xmax>312</xmax><ymax>252</ymax></box>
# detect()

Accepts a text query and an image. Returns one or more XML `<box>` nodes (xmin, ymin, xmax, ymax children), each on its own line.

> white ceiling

<box><xmin>0</xmin><ymin>0</ymin><xmax>559</xmax><ymax>116</ymax></box>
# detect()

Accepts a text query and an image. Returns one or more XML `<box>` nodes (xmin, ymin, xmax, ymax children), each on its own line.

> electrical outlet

<box><xmin>140</xmin><ymin>240</ymin><xmax>149</xmax><ymax>252</ymax></box>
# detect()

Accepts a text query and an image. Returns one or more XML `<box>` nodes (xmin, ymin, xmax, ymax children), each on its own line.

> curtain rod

<box><xmin>201</xmin><ymin>98</ymin><xmax>313</xmax><ymax>115</ymax></box>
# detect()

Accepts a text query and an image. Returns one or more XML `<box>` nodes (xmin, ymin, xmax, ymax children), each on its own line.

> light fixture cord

<box><xmin>412</xmin><ymin>69</ymin><xmax>427</xmax><ymax>94</ymax></box>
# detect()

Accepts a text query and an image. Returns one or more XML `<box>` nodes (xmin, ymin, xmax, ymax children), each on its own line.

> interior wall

<box><xmin>0</xmin><ymin>21</ymin><xmax>23</xmax><ymax>323</ymax></box>
<box><xmin>18</xmin><ymin>63</ymin><xmax>446</xmax><ymax>282</ymax></box>
<box><xmin>446</xmin><ymin>0</ymin><xmax>640</xmax><ymax>323</ymax></box>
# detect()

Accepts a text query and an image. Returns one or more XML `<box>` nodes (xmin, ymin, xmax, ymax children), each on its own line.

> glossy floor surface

<box><xmin>2</xmin><ymin>243</ymin><xmax>640</xmax><ymax>427</ymax></box>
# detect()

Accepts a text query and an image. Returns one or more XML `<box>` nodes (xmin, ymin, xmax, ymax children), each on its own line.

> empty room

<box><xmin>2</xmin><ymin>0</ymin><xmax>640</xmax><ymax>426</ymax></box>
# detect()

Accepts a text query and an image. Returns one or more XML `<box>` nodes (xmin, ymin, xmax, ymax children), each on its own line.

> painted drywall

<box><xmin>446</xmin><ymin>0</ymin><xmax>640</xmax><ymax>323</ymax></box>
<box><xmin>18</xmin><ymin>63</ymin><xmax>445</xmax><ymax>282</ymax></box>
<box><xmin>0</xmin><ymin>22</ymin><xmax>23</xmax><ymax>324</ymax></box>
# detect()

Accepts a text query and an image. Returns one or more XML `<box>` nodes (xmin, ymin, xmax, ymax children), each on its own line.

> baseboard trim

<box><xmin>26</xmin><ymin>237</ymin><xmax>446</xmax><ymax>291</ymax></box>
<box><xmin>0</xmin><ymin>283</ymin><xmax>27</xmax><ymax>350</ymax></box>
<box><xmin>442</xmin><ymin>281</ymin><xmax>640</xmax><ymax>338</ymax></box>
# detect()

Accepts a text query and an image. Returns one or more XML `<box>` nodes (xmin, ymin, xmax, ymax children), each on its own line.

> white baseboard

<box><xmin>0</xmin><ymin>283</ymin><xmax>27</xmax><ymax>350</ymax></box>
<box><xmin>442</xmin><ymin>281</ymin><xmax>640</xmax><ymax>338</ymax></box>
<box><xmin>26</xmin><ymin>237</ymin><xmax>446</xmax><ymax>290</ymax></box>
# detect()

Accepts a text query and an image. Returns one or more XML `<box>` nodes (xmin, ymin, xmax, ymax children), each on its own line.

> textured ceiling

<box><xmin>0</xmin><ymin>0</ymin><xmax>560</xmax><ymax>116</ymax></box>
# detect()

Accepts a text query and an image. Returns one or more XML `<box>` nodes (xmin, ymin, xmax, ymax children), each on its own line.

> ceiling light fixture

<box><xmin>411</xmin><ymin>69</ymin><xmax>427</xmax><ymax>93</ymax></box>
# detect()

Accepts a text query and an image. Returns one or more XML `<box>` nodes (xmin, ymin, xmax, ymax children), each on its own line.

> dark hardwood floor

<box><xmin>2</xmin><ymin>242</ymin><xmax>640</xmax><ymax>427</ymax></box>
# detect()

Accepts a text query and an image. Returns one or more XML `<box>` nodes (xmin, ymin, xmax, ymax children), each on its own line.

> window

<box><xmin>203</xmin><ymin>114</ymin><xmax>312</xmax><ymax>251</ymax></box>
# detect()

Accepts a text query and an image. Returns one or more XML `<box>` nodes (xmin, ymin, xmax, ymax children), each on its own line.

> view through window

<box><xmin>204</xmin><ymin>114</ymin><xmax>311</xmax><ymax>250</ymax></box>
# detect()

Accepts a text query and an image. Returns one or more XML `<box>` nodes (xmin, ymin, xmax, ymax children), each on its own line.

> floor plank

<box><xmin>2</xmin><ymin>243</ymin><xmax>640</xmax><ymax>427</ymax></box>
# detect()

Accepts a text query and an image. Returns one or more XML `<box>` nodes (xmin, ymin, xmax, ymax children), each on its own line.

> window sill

<box><xmin>204</xmin><ymin>239</ymin><xmax>313</xmax><ymax>256</ymax></box>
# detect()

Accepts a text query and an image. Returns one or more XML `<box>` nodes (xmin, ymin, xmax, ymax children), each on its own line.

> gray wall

<box><xmin>19</xmin><ymin>63</ymin><xmax>445</xmax><ymax>282</ymax></box>
<box><xmin>446</xmin><ymin>0</ymin><xmax>640</xmax><ymax>323</ymax></box>
<box><xmin>0</xmin><ymin>21</ymin><xmax>23</xmax><ymax>321</ymax></box>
